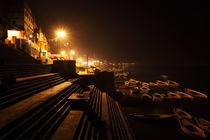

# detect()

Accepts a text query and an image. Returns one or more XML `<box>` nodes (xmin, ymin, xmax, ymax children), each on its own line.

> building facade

<box><xmin>4</xmin><ymin>0</ymin><xmax>50</xmax><ymax>61</ymax></box>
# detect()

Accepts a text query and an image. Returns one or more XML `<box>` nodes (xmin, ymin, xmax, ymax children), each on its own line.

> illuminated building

<box><xmin>3</xmin><ymin>0</ymin><xmax>50</xmax><ymax>61</ymax></box>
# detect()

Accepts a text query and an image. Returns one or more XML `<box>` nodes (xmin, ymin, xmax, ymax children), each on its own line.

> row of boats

<box><xmin>129</xmin><ymin>108</ymin><xmax>210</xmax><ymax>138</ymax></box>
<box><xmin>124</xmin><ymin>79</ymin><xmax>208</xmax><ymax>101</ymax></box>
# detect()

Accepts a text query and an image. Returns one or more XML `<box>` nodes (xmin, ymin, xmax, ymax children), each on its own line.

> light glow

<box><xmin>71</xmin><ymin>50</ymin><xmax>75</xmax><ymax>55</ymax></box>
<box><xmin>57</xmin><ymin>31</ymin><xmax>65</xmax><ymax>38</ymax></box>
<box><xmin>88</xmin><ymin>62</ymin><xmax>92</xmax><ymax>66</ymax></box>
<box><xmin>61</xmin><ymin>51</ymin><xmax>65</xmax><ymax>55</ymax></box>
<box><xmin>78</xmin><ymin>58</ymin><xmax>82</xmax><ymax>62</ymax></box>
<box><xmin>7</xmin><ymin>30</ymin><xmax>21</xmax><ymax>39</ymax></box>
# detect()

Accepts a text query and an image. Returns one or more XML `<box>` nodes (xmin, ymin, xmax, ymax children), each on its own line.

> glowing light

<box><xmin>71</xmin><ymin>50</ymin><xmax>75</xmax><ymax>55</ymax></box>
<box><xmin>57</xmin><ymin>31</ymin><xmax>65</xmax><ymax>38</ymax></box>
<box><xmin>82</xmin><ymin>62</ymin><xmax>92</xmax><ymax>66</ymax></box>
<box><xmin>61</xmin><ymin>51</ymin><xmax>65</xmax><ymax>55</ymax></box>
<box><xmin>88</xmin><ymin>62</ymin><xmax>92</xmax><ymax>66</ymax></box>
<box><xmin>78</xmin><ymin>58</ymin><xmax>82</xmax><ymax>62</ymax></box>
<box><xmin>8</xmin><ymin>30</ymin><xmax>20</xmax><ymax>37</ymax></box>
<box><xmin>82</xmin><ymin>62</ymin><xmax>87</xmax><ymax>65</ymax></box>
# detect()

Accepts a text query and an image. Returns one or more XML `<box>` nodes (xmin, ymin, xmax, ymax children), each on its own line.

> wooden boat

<box><xmin>185</xmin><ymin>88</ymin><xmax>208</xmax><ymax>99</ymax></box>
<box><xmin>174</xmin><ymin>108</ymin><xmax>192</xmax><ymax>120</ymax></box>
<box><xmin>176</xmin><ymin>91</ymin><xmax>194</xmax><ymax>99</ymax></box>
<box><xmin>142</xmin><ymin>93</ymin><xmax>152</xmax><ymax>100</ymax></box>
<box><xmin>130</xmin><ymin>88</ymin><xmax>140</xmax><ymax>95</ymax></box>
<box><xmin>152</xmin><ymin>93</ymin><xmax>164</xmax><ymax>102</ymax></box>
<box><xmin>195</xmin><ymin>117</ymin><xmax>210</xmax><ymax>133</ymax></box>
<box><xmin>167</xmin><ymin>92</ymin><xmax>181</xmax><ymax>100</ymax></box>
<box><xmin>167</xmin><ymin>80</ymin><xmax>179</xmax><ymax>87</ymax></box>
<box><xmin>178</xmin><ymin>119</ymin><xmax>206</xmax><ymax>138</ymax></box>
<box><xmin>141</xmin><ymin>82</ymin><xmax>150</xmax><ymax>87</ymax></box>
<box><xmin>140</xmin><ymin>86</ymin><xmax>150</xmax><ymax>94</ymax></box>
<box><xmin>124</xmin><ymin>81</ymin><xmax>130</xmax><ymax>87</ymax></box>
<box><xmin>129</xmin><ymin>113</ymin><xmax>176</xmax><ymax>120</ymax></box>
<box><xmin>149</xmin><ymin>82</ymin><xmax>158</xmax><ymax>87</ymax></box>
<box><xmin>156</xmin><ymin>80</ymin><xmax>168</xmax><ymax>87</ymax></box>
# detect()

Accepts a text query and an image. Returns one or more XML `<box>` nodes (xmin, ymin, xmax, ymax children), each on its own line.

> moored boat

<box><xmin>141</xmin><ymin>82</ymin><xmax>150</xmax><ymax>87</ymax></box>
<box><xmin>142</xmin><ymin>93</ymin><xmax>152</xmax><ymax>100</ymax></box>
<box><xmin>149</xmin><ymin>82</ymin><xmax>158</xmax><ymax>87</ymax></box>
<box><xmin>128</xmin><ymin>113</ymin><xmax>176</xmax><ymax>120</ymax></box>
<box><xmin>152</xmin><ymin>93</ymin><xmax>164</xmax><ymax>102</ymax></box>
<box><xmin>130</xmin><ymin>88</ymin><xmax>140</xmax><ymax>95</ymax></box>
<box><xmin>167</xmin><ymin>92</ymin><xmax>181</xmax><ymax>100</ymax></box>
<box><xmin>195</xmin><ymin>117</ymin><xmax>210</xmax><ymax>133</ymax></box>
<box><xmin>178</xmin><ymin>119</ymin><xmax>206</xmax><ymax>138</ymax></box>
<box><xmin>176</xmin><ymin>91</ymin><xmax>194</xmax><ymax>99</ymax></box>
<box><xmin>140</xmin><ymin>86</ymin><xmax>150</xmax><ymax>94</ymax></box>
<box><xmin>185</xmin><ymin>88</ymin><xmax>208</xmax><ymax>99</ymax></box>
<box><xmin>167</xmin><ymin>80</ymin><xmax>179</xmax><ymax>87</ymax></box>
<box><xmin>156</xmin><ymin>80</ymin><xmax>168</xmax><ymax>87</ymax></box>
<box><xmin>174</xmin><ymin>108</ymin><xmax>192</xmax><ymax>120</ymax></box>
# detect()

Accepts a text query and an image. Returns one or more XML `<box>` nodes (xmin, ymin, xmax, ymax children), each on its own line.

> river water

<box><xmin>129</xmin><ymin>64</ymin><xmax>210</xmax><ymax>95</ymax></box>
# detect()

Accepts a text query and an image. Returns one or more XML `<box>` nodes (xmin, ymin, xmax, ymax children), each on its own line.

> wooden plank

<box><xmin>116</xmin><ymin>102</ymin><xmax>134</xmax><ymax>140</ymax></box>
<box><xmin>77</xmin><ymin>115</ymin><xmax>88</xmax><ymax>139</ymax></box>
<box><xmin>51</xmin><ymin>111</ymin><xmax>83</xmax><ymax>140</ymax></box>
<box><xmin>101</xmin><ymin>93</ymin><xmax>112</xmax><ymax>139</ymax></box>
<box><xmin>109</xmin><ymin>96</ymin><xmax>121</xmax><ymax>139</ymax></box>
<box><xmin>111</xmin><ymin>99</ymin><xmax>125</xmax><ymax>140</ymax></box>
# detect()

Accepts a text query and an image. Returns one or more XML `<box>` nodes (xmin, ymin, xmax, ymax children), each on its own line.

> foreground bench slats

<box><xmin>107</xmin><ymin>95</ymin><xmax>134</xmax><ymax>140</ymax></box>
<box><xmin>0</xmin><ymin>82</ymin><xmax>72</xmax><ymax>129</ymax></box>
<box><xmin>101</xmin><ymin>92</ymin><xmax>112</xmax><ymax>139</ymax></box>
<box><xmin>72</xmin><ymin>87</ymin><xmax>134</xmax><ymax>140</ymax></box>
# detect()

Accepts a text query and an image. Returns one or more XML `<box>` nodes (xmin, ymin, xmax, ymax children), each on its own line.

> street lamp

<box><xmin>57</xmin><ymin>31</ymin><xmax>65</xmax><ymax>38</ymax></box>
<box><xmin>70</xmin><ymin>50</ymin><xmax>75</xmax><ymax>55</ymax></box>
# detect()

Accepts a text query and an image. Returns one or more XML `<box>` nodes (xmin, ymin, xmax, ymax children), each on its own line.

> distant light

<box><xmin>78</xmin><ymin>58</ymin><xmax>82</xmax><ymax>62</ymax></box>
<box><xmin>29</xmin><ymin>35</ymin><xmax>33</xmax><ymax>38</ymax></box>
<box><xmin>88</xmin><ymin>62</ymin><xmax>92</xmax><ymax>66</ymax></box>
<box><xmin>61</xmin><ymin>51</ymin><xmax>65</xmax><ymax>55</ymax></box>
<box><xmin>71</xmin><ymin>50</ymin><xmax>75</xmax><ymax>55</ymax></box>
<box><xmin>82</xmin><ymin>62</ymin><xmax>87</xmax><ymax>65</ymax></box>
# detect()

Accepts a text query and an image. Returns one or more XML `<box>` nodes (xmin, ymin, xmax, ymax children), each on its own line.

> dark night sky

<box><xmin>27</xmin><ymin>0</ymin><xmax>209</xmax><ymax>65</ymax></box>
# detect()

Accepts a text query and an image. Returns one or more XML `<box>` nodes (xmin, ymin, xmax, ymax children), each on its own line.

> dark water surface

<box><xmin>131</xmin><ymin>64</ymin><xmax>210</xmax><ymax>95</ymax></box>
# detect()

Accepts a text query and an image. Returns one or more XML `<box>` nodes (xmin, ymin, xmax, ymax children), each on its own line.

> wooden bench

<box><xmin>72</xmin><ymin>86</ymin><xmax>135</xmax><ymax>140</ymax></box>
